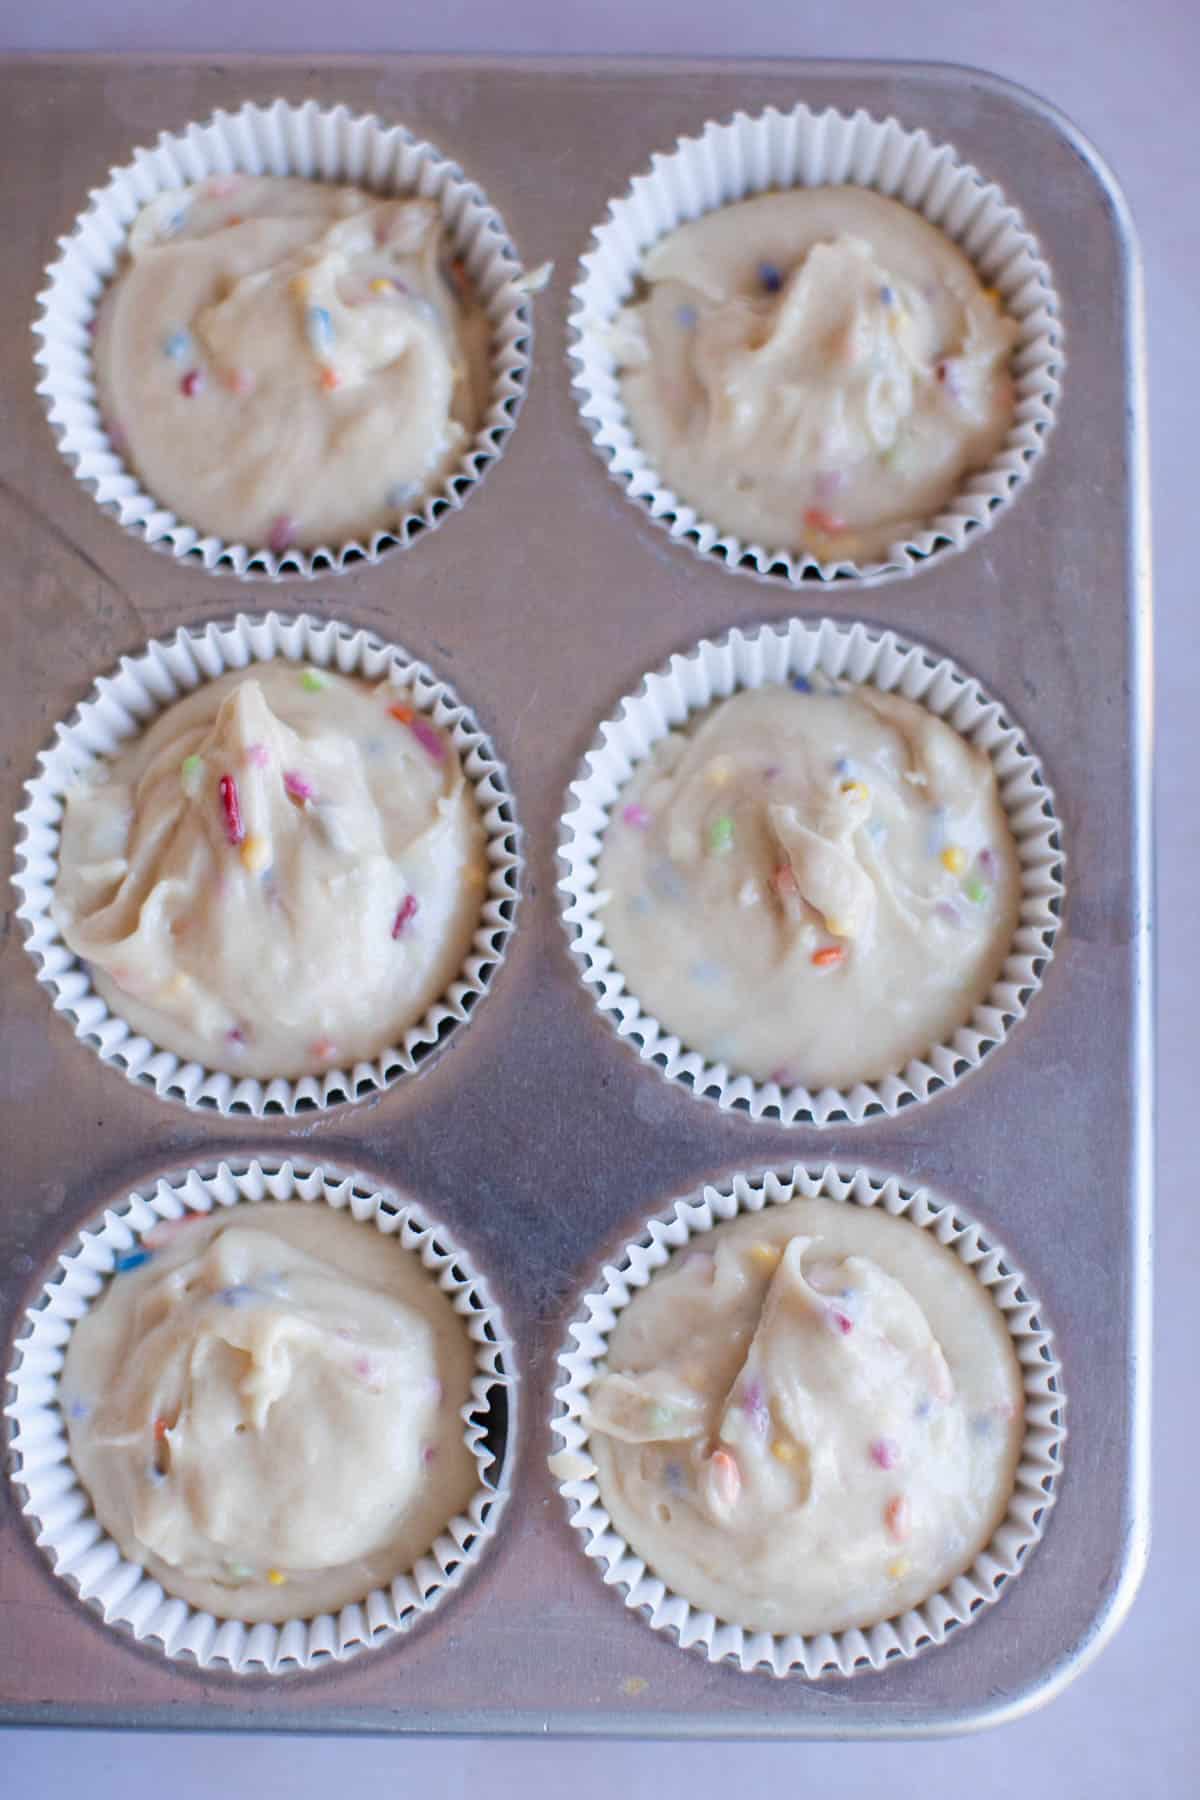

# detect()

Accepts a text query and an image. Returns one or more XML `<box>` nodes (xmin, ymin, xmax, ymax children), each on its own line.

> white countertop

<box><xmin>2</xmin><ymin>2</ymin><xmax>1193</xmax><ymax>1793</ymax></box>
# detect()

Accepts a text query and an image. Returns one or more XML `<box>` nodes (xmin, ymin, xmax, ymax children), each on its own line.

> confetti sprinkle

<box><xmin>826</xmin><ymin>1306</ymin><xmax>854</xmax><ymax>1337</ymax></box>
<box><xmin>935</xmin><ymin>901</ymin><xmax>961</xmax><ymax>926</ymax></box>
<box><xmin>676</xmin><ymin>302</ymin><xmax>697</xmax><ymax>328</ymax></box>
<box><xmin>227</xmin><ymin>1026</ymin><xmax>247</xmax><ymax>1050</ymax></box>
<box><xmin>709</xmin><ymin>814</ymin><xmax>734</xmax><ymax>855</ymax></box>
<box><xmin>180</xmin><ymin>754</ymin><xmax>204</xmax><ymax>798</ymax></box>
<box><xmin>887</xmin><ymin>1556</ymin><xmax>911</xmax><ymax>1580</ymax></box>
<box><xmin>266</xmin><ymin>1568</ymin><xmax>287</xmax><ymax>1587</ymax></box>
<box><xmin>841</xmin><ymin>778</ymin><xmax>869</xmax><ymax>804</ymax></box>
<box><xmin>407</xmin><ymin>715</ymin><xmax>446</xmax><ymax>762</ymax></box>
<box><xmin>758</xmin><ymin>261</ymin><xmax>783</xmax><ymax>293</ymax></box>
<box><xmin>310</xmin><ymin>1037</ymin><xmax>338</xmax><ymax>1062</ymax></box>
<box><xmin>622</xmin><ymin>802</ymin><xmax>651</xmax><ymax>829</ymax></box>
<box><xmin>389</xmin><ymin>702</ymin><xmax>414</xmax><ymax>725</ymax></box>
<box><xmin>153</xmin><ymin>1417</ymin><xmax>170</xmax><ymax>1444</ymax></box>
<box><xmin>884</xmin><ymin>1496</ymin><xmax>911</xmax><ymax>1542</ymax></box>
<box><xmin>283</xmin><ymin>770</ymin><xmax>314</xmax><ymax>803</ymax></box>
<box><xmin>621</xmin><ymin>1676</ymin><xmax>648</xmax><ymax>1698</ymax></box>
<box><xmin>392</xmin><ymin>894</ymin><xmax>419</xmax><ymax>938</ymax></box>
<box><xmin>707</xmin><ymin>756</ymin><xmax>734</xmax><ymax>788</ymax></box>
<box><xmin>240</xmin><ymin>834</ymin><xmax>271</xmax><ymax>874</ymax></box>
<box><xmin>300</xmin><ymin>670</ymin><xmax>327</xmax><ymax>693</ymax></box>
<box><xmin>664</xmin><ymin>1460</ymin><xmax>686</xmax><ymax>1493</ymax></box>
<box><xmin>224</xmin><ymin>366</ymin><xmax>256</xmax><ymax>397</ymax></box>
<box><xmin>870</xmin><ymin>1438</ymin><xmax>901</xmax><ymax>1470</ymax></box>
<box><xmin>164</xmin><ymin>329</ymin><xmax>191</xmax><ymax>362</ymax></box>
<box><xmin>971</xmin><ymin>1414</ymin><xmax>994</xmax><ymax>1437</ymax></box>
<box><xmin>964</xmin><ymin>878</ymin><xmax>988</xmax><ymax>905</ymax></box>
<box><xmin>771</xmin><ymin>1438</ymin><xmax>800</xmax><ymax>1465</ymax></box>
<box><xmin>218</xmin><ymin>773</ymin><xmax>244</xmax><ymax>846</ymax></box>
<box><xmin>422</xmin><ymin>1444</ymin><xmax>438</xmax><ymax>1466</ymax></box>
<box><xmin>180</xmin><ymin>369</ymin><xmax>204</xmax><ymax>398</ymax></box>
<box><xmin>804</xmin><ymin>507</ymin><xmax>847</xmax><ymax>535</ymax></box>
<box><xmin>791</xmin><ymin>675</ymin><xmax>812</xmax><ymax>694</ymax></box>
<box><xmin>268</xmin><ymin>516</ymin><xmax>298</xmax><ymax>555</ymax></box>
<box><xmin>709</xmin><ymin>1448</ymin><xmax>741</xmax><ymax>1509</ymax></box>
<box><xmin>915</xmin><ymin>1396</ymin><xmax>933</xmax><ymax>1419</ymax></box>
<box><xmin>319</xmin><ymin>365</ymin><xmax>340</xmax><ymax>390</ymax></box>
<box><xmin>879</xmin><ymin>284</ymin><xmax>895</xmax><ymax>306</ymax></box>
<box><xmin>307</xmin><ymin>305</ymin><xmax>334</xmax><ymax>352</ymax></box>
<box><xmin>218</xmin><ymin>1285</ymin><xmax>258</xmax><ymax>1308</ymax></box>
<box><xmin>978</xmin><ymin>847</ymin><xmax>997</xmax><ymax>876</ymax></box>
<box><xmin>749</xmin><ymin>1242</ymin><xmax>781</xmax><ymax>1273</ymax></box>
<box><xmin>812</xmin><ymin>945</ymin><xmax>845</xmax><ymax>969</ymax></box>
<box><xmin>742</xmin><ymin>1380</ymin><xmax>770</xmax><ymax>1435</ymax></box>
<box><xmin>114</xmin><ymin>1248</ymin><xmax>152</xmax><ymax>1274</ymax></box>
<box><xmin>940</xmin><ymin>845</ymin><xmax>967</xmax><ymax>875</ymax></box>
<box><xmin>370</xmin><ymin>276</ymin><xmax>397</xmax><ymax>295</ymax></box>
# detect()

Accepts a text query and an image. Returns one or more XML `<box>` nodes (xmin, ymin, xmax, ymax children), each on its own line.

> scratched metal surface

<box><xmin>0</xmin><ymin>55</ymin><xmax>1151</xmax><ymax>1736</ymax></box>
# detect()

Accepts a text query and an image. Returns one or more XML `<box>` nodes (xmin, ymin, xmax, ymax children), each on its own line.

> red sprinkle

<box><xmin>827</xmin><ymin>1307</ymin><xmax>854</xmax><ymax>1336</ymax></box>
<box><xmin>218</xmin><ymin>773</ymin><xmax>244</xmax><ymax>846</ymax></box>
<box><xmin>812</xmin><ymin>945</ymin><xmax>845</xmax><ymax>968</ymax></box>
<box><xmin>804</xmin><ymin>507</ymin><xmax>847</xmax><ymax>535</ymax></box>
<box><xmin>283</xmin><ymin>770</ymin><xmax>314</xmax><ymax>803</ymax></box>
<box><xmin>153</xmin><ymin>1417</ymin><xmax>169</xmax><ymax>1444</ymax></box>
<box><xmin>180</xmin><ymin>369</ymin><xmax>204</xmax><ymax>398</ymax></box>
<box><xmin>392</xmin><ymin>894</ymin><xmax>419</xmax><ymax>938</ymax></box>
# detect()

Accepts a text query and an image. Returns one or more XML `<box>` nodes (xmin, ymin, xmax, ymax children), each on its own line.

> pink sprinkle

<box><xmin>742</xmin><ymin>1380</ymin><xmax>769</xmax><ymax>1434</ymax></box>
<box><xmin>227</xmin><ymin>1026</ymin><xmax>246</xmax><ymax>1048</ymax></box>
<box><xmin>392</xmin><ymin>894</ymin><xmax>419</xmax><ymax>938</ymax></box>
<box><xmin>283</xmin><ymin>770</ymin><xmax>314</xmax><ymax>803</ymax></box>
<box><xmin>769</xmin><ymin>1066</ymin><xmax>794</xmax><ymax>1087</ymax></box>
<box><xmin>622</xmin><ymin>802</ymin><xmax>651</xmax><ymax>829</ymax></box>
<box><xmin>353</xmin><ymin>1357</ymin><xmax>372</xmax><ymax>1380</ymax></box>
<box><xmin>406</xmin><ymin>716</ymin><xmax>445</xmax><ymax>763</ymax></box>
<box><xmin>268</xmin><ymin>515</ymin><xmax>297</xmax><ymax>555</ymax></box>
<box><xmin>246</xmin><ymin>743</ymin><xmax>270</xmax><ymax>769</ymax></box>
<box><xmin>979</xmin><ymin>847</ymin><xmax>997</xmax><ymax>876</ymax></box>
<box><xmin>218</xmin><ymin>773</ymin><xmax>244</xmax><ymax>846</ymax></box>
<box><xmin>827</xmin><ymin>1307</ymin><xmax>854</xmax><ymax>1337</ymax></box>
<box><xmin>870</xmin><ymin>1437</ymin><xmax>901</xmax><ymax>1470</ymax></box>
<box><xmin>422</xmin><ymin>1444</ymin><xmax>437</xmax><ymax>1466</ymax></box>
<box><xmin>180</xmin><ymin>368</ymin><xmax>204</xmax><ymax>398</ymax></box>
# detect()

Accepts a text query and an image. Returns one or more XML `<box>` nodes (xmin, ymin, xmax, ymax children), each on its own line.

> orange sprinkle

<box><xmin>153</xmin><ymin>1417</ymin><xmax>169</xmax><ymax>1443</ymax></box>
<box><xmin>388</xmin><ymin>703</ymin><xmax>414</xmax><ymax>725</ymax></box>
<box><xmin>884</xmin><ymin>1495</ymin><xmax>911</xmax><ymax>1543</ymax></box>
<box><xmin>804</xmin><ymin>507</ymin><xmax>847</xmax><ymax>536</ymax></box>
<box><xmin>811</xmin><ymin>946</ymin><xmax>845</xmax><ymax>968</ymax></box>
<box><xmin>319</xmin><ymin>366</ymin><xmax>340</xmax><ymax>390</ymax></box>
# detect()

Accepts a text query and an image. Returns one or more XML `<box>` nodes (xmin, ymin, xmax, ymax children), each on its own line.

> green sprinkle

<box><xmin>964</xmin><ymin>878</ymin><xmax>988</xmax><ymax>905</ymax></box>
<box><xmin>180</xmin><ymin>754</ymin><xmax>204</xmax><ymax>798</ymax></box>
<box><xmin>709</xmin><ymin>815</ymin><xmax>735</xmax><ymax>855</ymax></box>
<box><xmin>300</xmin><ymin>670</ymin><xmax>327</xmax><ymax>693</ymax></box>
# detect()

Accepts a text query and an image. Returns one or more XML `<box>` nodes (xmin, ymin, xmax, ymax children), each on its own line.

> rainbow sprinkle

<box><xmin>392</xmin><ymin>894</ymin><xmax>419</xmax><ymax>938</ymax></box>
<box><xmin>407</xmin><ymin>716</ymin><xmax>446</xmax><ymax>762</ymax></box>
<box><xmin>113</xmin><ymin>1249</ymin><xmax>151</xmax><ymax>1274</ymax></box>
<box><xmin>180</xmin><ymin>369</ymin><xmax>204</xmax><ymax>398</ymax></box>
<box><xmin>266</xmin><ymin>1568</ymin><xmax>287</xmax><ymax>1587</ymax></box>
<box><xmin>180</xmin><ymin>754</ymin><xmax>204</xmax><ymax>798</ymax></box>
<box><xmin>965</xmin><ymin>878</ymin><xmax>988</xmax><ymax>905</ymax></box>
<box><xmin>869</xmin><ymin>1438</ymin><xmax>900</xmax><ymax>1470</ymax></box>
<box><xmin>622</xmin><ymin>802</ymin><xmax>651</xmax><ymax>829</ymax></box>
<box><xmin>940</xmin><ymin>845</ymin><xmax>967</xmax><ymax>875</ymax></box>
<box><xmin>771</xmin><ymin>1438</ymin><xmax>799</xmax><ymax>1465</ymax></box>
<box><xmin>710</xmin><ymin>1448</ymin><xmax>741</xmax><ymax>1508</ymax></box>
<box><xmin>240</xmin><ymin>834</ymin><xmax>271</xmax><ymax>874</ymax></box>
<box><xmin>758</xmin><ymin>261</ymin><xmax>783</xmax><ymax>293</ymax></box>
<box><xmin>307</xmin><ymin>305</ymin><xmax>333</xmax><ymax>352</ymax></box>
<box><xmin>163</xmin><ymin>329</ymin><xmax>191</xmax><ymax>362</ymax></box>
<box><xmin>812</xmin><ymin>945</ymin><xmax>845</xmax><ymax>969</ymax></box>
<box><xmin>791</xmin><ymin>675</ymin><xmax>812</xmax><ymax>694</ymax></box>
<box><xmin>268</xmin><ymin>516</ymin><xmax>297</xmax><ymax>555</ymax></box>
<box><xmin>709</xmin><ymin>815</ymin><xmax>734</xmax><ymax>855</ymax></box>
<box><xmin>884</xmin><ymin>1495</ymin><xmax>911</xmax><ymax>1542</ymax></box>
<box><xmin>300</xmin><ymin>670</ymin><xmax>327</xmax><ymax>693</ymax></box>
<box><xmin>218</xmin><ymin>774</ymin><xmax>244</xmax><ymax>846</ymax></box>
<box><xmin>826</xmin><ymin>1306</ymin><xmax>854</xmax><ymax>1336</ymax></box>
<box><xmin>677</xmin><ymin>302</ymin><xmax>698</xmax><ymax>328</ymax></box>
<box><xmin>283</xmin><ymin>770</ymin><xmax>314</xmax><ymax>803</ymax></box>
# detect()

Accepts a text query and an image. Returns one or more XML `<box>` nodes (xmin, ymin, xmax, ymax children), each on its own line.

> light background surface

<box><xmin>0</xmin><ymin>2</ymin><xmax>1193</xmax><ymax>1794</ymax></box>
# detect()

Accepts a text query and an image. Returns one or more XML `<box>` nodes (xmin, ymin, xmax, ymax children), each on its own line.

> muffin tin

<box><xmin>0</xmin><ymin>55</ymin><xmax>1150</xmax><ymax>1736</ymax></box>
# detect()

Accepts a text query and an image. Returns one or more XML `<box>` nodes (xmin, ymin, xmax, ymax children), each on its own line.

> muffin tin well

<box><xmin>0</xmin><ymin>55</ymin><xmax>1148</xmax><ymax>1739</ymax></box>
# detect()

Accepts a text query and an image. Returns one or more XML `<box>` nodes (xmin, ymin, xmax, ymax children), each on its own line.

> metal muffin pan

<box><xmin>0</xmin><ymin>54</ymin><xmax>1151</xmax><ymax>1736</ymax></box>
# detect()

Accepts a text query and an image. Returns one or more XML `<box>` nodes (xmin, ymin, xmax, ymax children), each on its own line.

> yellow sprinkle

<box><xmin>292</xmin><ymin>275</ymin><xmax>311</xmax><ymax>300</ymax></box>
<box><xmin>240</xmin><ymin>834</ymin><xmax>271</xmax><ymax>874</ymax></box>
<box><xmin>771</xmin><ymin>1439</ymin><xmax>799</xmax><ymax>1465</ymax></box>
<box><xmin>707</xmin><ymin>757</ymin><xmax>734</xmax><ymax>788</ymax></box>
<box><xmin>370</xmin><ymin>277</ymin><xmax>393</xmax><ymax>295</ymax></box>
<box><xmin>982</xmin><ymin>287</ymin><xmax>1001</xmax><ymax>306</ymax></box>
<box><xmin>164</xmin><ymin>972</ymin><xmax>193</xmax><ymax>1000</ymax></box>
<box><xmin>887</xmin><ymin>1556</ymin><xmax>911</xmax><ymax>1581</ymax></box>
<box><xmin>750</xmin><ymin>1243</ymin><xmax>781</xmax><ymax>1273</ymax></box>
<box><xmin>266</xmin><ymin>1568</ymin><xmax>286</xmax><ymax>1586</ymax></box>
<box><xmin>841</xmin><ymin>779</ymin><xmax>869</xmax><ymax>804</ymax></box>
<box><xmin>940</xmin><ymin>846</ymin><xmax>967</xmax><ymax>876</ymax></box>
<box><xmin>826</xmin><ymin>916</ymin><xmax>851</xmax><ymax>938</ymax></box>
<box><xmin>621</xmin><ymin>1676</ymin><xmax>648</xmax><ymax>1697</ymax></box>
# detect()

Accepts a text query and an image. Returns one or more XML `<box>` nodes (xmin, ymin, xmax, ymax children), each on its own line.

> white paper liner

<box><xmin>569</xmin><ymin>102</ymin><xmax>1062</xmax><ymax>585</ymax></box>
<box><xmin>33</xmin><ymin>98</ymin><xmax>532</xmax><ymax>579</ymax></box>
<box><xmin>558</xmin><ymin>618</ymin><xmax>1063</xmax><ymax>1126</ymax></box>
<box><xmin>4</xmin><ymin>1159</ymin><xmax>514</xmax><ymax>1674</ymax></box>
<box><xmin>551</xmin><ymin>1164</ymin><xmax>1065</xmax><ymax>1679</ymax></box>
<box><xmin>13</xmin><ymin>610</ymin><xmax>520</xmax><ymax>1116</ymax></box>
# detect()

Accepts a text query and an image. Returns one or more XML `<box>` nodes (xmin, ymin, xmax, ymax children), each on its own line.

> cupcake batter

<box><xmin>54</xmin><ymin>664</ymin><xmax>486</xmax><ymax>1079</ymax></box>
<box><xmin>95</xmin><ymin>175</ymin><xmax>489</xmax><ymax>549</ymax></box>
<box><xmin>586</xmin><ymin>1197</ymin><xmax>1023</xmax><ymax>1637</ymax></box>
<box><xmin>596</xmin><ymin>682</ymin><xmax>1020</xmax><ymax>1091</ymax></box>
<box><xmin>60</xmin><ymin>1203</ymin><xmax>479</xmax><ymax>1623</ymax></box>
<box><xmin>612</xmin><ymin>187</ymin><xmax>1017</xmax><ymax>561</ymax></box>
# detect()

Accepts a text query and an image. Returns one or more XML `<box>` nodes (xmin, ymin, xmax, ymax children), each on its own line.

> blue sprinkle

<box><xmin>840</xmin><ymin>1287</ymin><xmax>856</xmax><ymax>1301</ymax></box>
<box><xmin>163</xmin><ymin>329</ymin><xmax>191</xmax><ymax>362</ymax></box>
<box><xmin>916</xmin><ymin>1396</ymin><xmax>933</xmax><ymax>1419</ymax></box>
<box><xmin>758</xmin><ymin>261</ymin><xmax>783</xmax><ymax>294</ymax></box>
<box><xmin>676</xmin><ymin>303</ymin><xmax>698</xmax><ymax>328</ymax></box>
<box><xmin>879</xmin><ymin>284</ymin><xmax>895</xmax><ymax>306</ymax></box>
<box><xmin>66</xmin><ymin>1398</ymin><xmax>90</xmax><ymax>1421</ymax></box>
<box><xmin>217</xmin><ymin>1284</ymin><xmax>258</xmax><ymax>1308</ymax></box>
<box><xmin>791</xmin><ymin>675</ymin><xmax>812</xmax><ymax>694</ymax></box>
<box><xmin>971</xmin><ymin>1413</ymin><xmax>994</xmax><ymax>1438</ymax></box>
<box><xmin>113</xmin><ymin>1249</ymin><xmax>151</xmax><ymax>1274</ymax></box>
<box><xmin>664</xmin><ymin>1460</ymin><xmax>686</xmax><ymax>1494</ymax></box>
<box><xmin>687</xmin><ymin>960</ymin><xmax>723</xmax><ymax>985</ymax></box>
<box><xmin>307</xmin><ymin>305</ymin><xmax>334</xmax><ymax>350</ymax></box>
<box><xmin>835</xmin><ymin>757</ymin><xmax>854</xmax><ymax>776</ymax></box>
